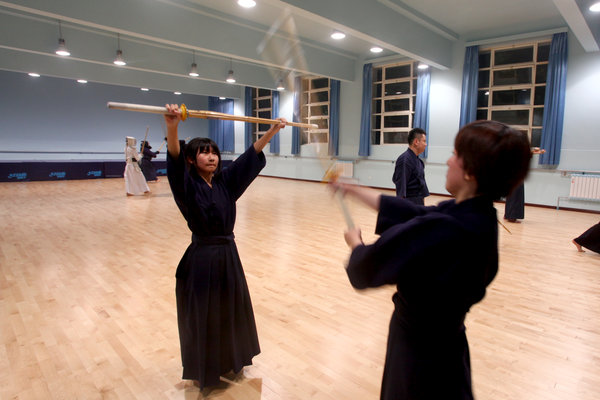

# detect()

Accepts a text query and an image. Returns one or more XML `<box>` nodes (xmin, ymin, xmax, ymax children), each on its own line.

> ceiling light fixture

<box><xmin>276</xmin><ymin>79</ymin><xmax>285</xmax><ymax>91</ymax></box>
<box><xmin>226</xmin><ymin>59</ymin><xmax>236</xmax><ymax>83</ymax></box>
<box><xmin>189</xmin><ymin>51</ymin><xmax>199</xmax><ymax>77</ymax></box>
<box><xmin>417</xmin><ymin>63</ymin><xmax>429</xmax><ymax>70</ymax></box>
<box><xmin>238</xmin><ymin>0</ymin><xmax>256</xmax><ymax>8</ymax></box>
<box><xmin>330</xmin><ymin>30</ymin><xmax>346</xmax><ymax>40</ymax></box>
<box><xmin>590</xmin><ymin>2</ymin><xmax>600</xmax><ymax>11</ymax></box>
<box><xmin>370</xmin><ymin>46</ymin><xmax>383</xmax><ymax>53</ymax></box>
<box><xmin>28</xmin><ymin>72</ymin><xmax>40</xmax><ymax>77</ymax></box>
<box><xmin>77</xmin><ymin>79</ymin><xmax>87</xmax><ymax>83</ymax></box>
<box><xmin>174</xmin><ymin>91</ymin><xmax>182</xmax><ymax>95</ymax></box>
<box><xmin>55</xmin><ymin>21</ymin><xmax>70</xmax><ymax>56</ymax></box>
<box><xmin>113</xmin><ymin>33</ymin><xmax>126</xmax><ymax>66</ymax></box>
<box><xmin>141</xmin><ymin>88</ymin><xmax>149</xmax><ymax>91</ymax></box>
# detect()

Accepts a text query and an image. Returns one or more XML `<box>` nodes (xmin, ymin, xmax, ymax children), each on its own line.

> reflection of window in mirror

<box><xmin>301</xmin><ymin>77</ymin><xmax>330</xmax><ymax>145</ymax></box>
<box><xmin>251</xmin><ymin>88</ymin><xmax>273</xmax><ymax>143</ymax></box>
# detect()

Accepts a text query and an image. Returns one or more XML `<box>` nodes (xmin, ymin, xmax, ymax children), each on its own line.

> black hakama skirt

<box><xmin>175</xmin><ymin>235</ymin><xmax>260</xmax><ymax>388</ymax></box>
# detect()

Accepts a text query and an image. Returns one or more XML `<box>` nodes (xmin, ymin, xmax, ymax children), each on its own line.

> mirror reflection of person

<box><xmin>334</xmin><ymin>120</ymin><xmax>532</xmax><ymax>400</ymax></box>
<box><xmin>392</xmin><ymin>128</ymin><xmax>429</xmax><ymax>205</ymax></box>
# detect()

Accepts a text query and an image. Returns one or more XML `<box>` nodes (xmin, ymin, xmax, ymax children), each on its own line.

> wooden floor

<box><xmin>0</xmin><ymin>177</ymin><xmax>599</xmax><ymax>400</ymax></box>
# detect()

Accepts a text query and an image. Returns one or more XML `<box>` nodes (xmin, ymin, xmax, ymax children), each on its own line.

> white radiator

<box><xmin>335</xmin><ymin>160</ymin><xmax>354</xmax><ymax>178</ymax></box>
<box><xmin>569</xmin><ymin>174</ymin><xmax>600</xmax><ymax>200</ymax></box>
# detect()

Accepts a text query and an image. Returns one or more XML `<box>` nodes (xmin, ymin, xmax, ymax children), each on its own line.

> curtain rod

<box><xmin>465</xmin><ymin>27</ymin><xmax>568</xmax><ymax>47</ymax></box>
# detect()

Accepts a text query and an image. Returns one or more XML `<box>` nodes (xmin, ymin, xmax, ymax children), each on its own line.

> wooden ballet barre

<box><xmin>107</xmin><ymin>102</ymin><xmax>318</xmax><ymax>129</ymax></box>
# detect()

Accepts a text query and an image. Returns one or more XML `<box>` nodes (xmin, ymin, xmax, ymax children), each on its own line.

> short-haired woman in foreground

<box><xmin>334</xmin><ymin>120</ymin><xmax>532</xmax><ymax>399</ymax></box>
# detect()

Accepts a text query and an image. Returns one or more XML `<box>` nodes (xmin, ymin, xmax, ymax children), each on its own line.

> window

<box><xmin>477</xmin><ymin>40</ymin><xmax>550</xmax><ymax>147</ymax></box>
<box><xmin>300</xmin><ymin>77</ymin><xmax>330</xmax><ymax>145</ymax></box>
<box><xmin>371</xmin><ymin>62</ymin><xmax>418</xmax><ymax>145</ymax></box>
<box><xmin>251</xmin><ymin>88</ymin><xmax>273</xmax><ymax>143</ymax></box>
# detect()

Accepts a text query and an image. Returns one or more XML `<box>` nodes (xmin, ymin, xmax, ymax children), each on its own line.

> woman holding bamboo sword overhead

<box><xmin>163</xmin><ymin>104</ymin><xmax>286</xmax><ymax>391</ymax></box>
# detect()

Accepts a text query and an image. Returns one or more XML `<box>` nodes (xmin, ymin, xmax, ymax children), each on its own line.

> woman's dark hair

<box><xmin>184</xmin><ymin>137</ymin><xmax>222</xmax><ymax>174</ymax></box>
<box><xmin>455</xmin><ymin>120</ymin><xmax>532</xmax><ymax>200</ymax></box>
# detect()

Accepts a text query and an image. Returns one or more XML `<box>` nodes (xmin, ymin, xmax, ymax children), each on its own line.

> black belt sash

<box><xmin>191</xmin><ymin>233</ymin><xmax>234</xmax><ymax>245</ymax></box>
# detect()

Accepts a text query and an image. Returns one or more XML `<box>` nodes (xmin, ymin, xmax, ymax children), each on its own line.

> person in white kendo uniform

<box><xmin>124</xmin><ymin>136</ymin><xmax>150</xmax><ymax>196</ymax></box>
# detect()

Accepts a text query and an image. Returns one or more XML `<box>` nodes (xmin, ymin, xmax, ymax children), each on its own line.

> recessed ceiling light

<box><xmin>219</xmin><ymin>97</ymin><xmax>226</xmax><ymax>100</ymax></box>
<box><xmin>370</xmin><ymin>46</ymin><xmax>383</xmax><ymax>53</ymax></box>
<box><xmin>238</xmin><ymin>0</ymin><xmax>256</xmax><ymax>8</ymax></box>
<box><xmin>330</xmin><ymin>30</ymin><xmax>346</xmax><ymax>40</ymax></box>
<box><xmin>174</xmin><ymin>91</ymin><xmax>182</xmax><ymax>95</ymax></box>
<box><xmin>28</xmin><ymin>72</ymin><xmax>40</xmax><ymax>77</ymax></box>
<box><xmin>417</xmin><ymin>63</ymin><xmax>429</xmax><ymax>70</ymax></box>
<box><xmin>590</xmin><ymin>2</ymin><xmax>600</xmax><ymax>11</ymax></box>
<box><xmin>141</xmin><ymin>88</ymin><xmax>149</xmax><ymax>91</ymax></box>
<box><xmin>77</xmin><ymin>79</ymin><xmax>87</xmax><ymax>83</ymax></box>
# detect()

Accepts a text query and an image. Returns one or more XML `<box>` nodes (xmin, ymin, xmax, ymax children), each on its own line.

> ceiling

<box><xmin>0</xmin><ymin>0</ymin><xmax>598</xmax><ymax>98</ymax></box>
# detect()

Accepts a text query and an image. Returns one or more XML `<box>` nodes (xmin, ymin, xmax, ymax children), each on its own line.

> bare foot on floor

<box><xmin>572</xmin><ymin>239</ymin><xmax>584</xmax><ymax>252</ymax></box>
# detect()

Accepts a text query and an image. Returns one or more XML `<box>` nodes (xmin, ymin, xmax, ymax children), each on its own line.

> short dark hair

<box><xmin>408</xmin><ymin>128</ymin><xmax>426</xmax><ymax>146</ymax></box>
<box><xmin>455</xmin><ymin>120</ymin><xmax>531</xmax><ymax>200</ymax></box>
<box><xmin>184</xmin><ymin>137</ymin><xmax>223</xmax><ymax>174</ymax></box>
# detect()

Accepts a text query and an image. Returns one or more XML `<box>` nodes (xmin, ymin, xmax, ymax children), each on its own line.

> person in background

<box><xmin>139</xmin><ymin>140</ymin><xmax>160</xmax><ymax>182</ymax></box>
<box><xmin>504</xmin><ymin>148</ymin><xmax>545</xmax><ymax>223</ymax></box>
<box><xmin>335</xmin><ymin>120</ymin><xmax>531</xmax><ymax>400</ymax></box>
<box><xmin>163</xmin><ymin>103</ymin><xmax>287</xmax><ymax>392</ymax></box>
<box><xmin>124</xmin><ymin>136</ymin><xmax>150</xmax><ymax>196</ymax></box>
<box><xmin>572</xmin><ymin>222</ymin><xmax>600</xmax><ymax>254</ymax></box>
<box><xmin>392</xmin><ymin>128</ymin><xmax>429</xmax><ymax>205</ymax></box>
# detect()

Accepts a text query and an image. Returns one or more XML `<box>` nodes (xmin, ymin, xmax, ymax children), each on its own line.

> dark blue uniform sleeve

<box><xmin>166</xmin><ymin>150</ymin><xmax>188</xmax><ymax>219</ymax></box>
<box><xmin>143</xmin><ymin>147</ymin><xmax>158</xmax><ymax>158</ymax></box>
<box><xmin>346</xmin><ymin>213</ymin><xmax>460</xmax><ymax>289</ymax></box>
<box><xmin>220</xmin><ymin>146</ymin><xmax>266</xmax><ymax>200</ymax></box>
<box><xmin>375</xmin><ymin>195</ymin><xmax>433</xmax><ymax>234</ymax></box>
<box><xmin>392</xmin><ymin>154</ymin><xmax>408</xmax><ymax>197</ymax></box>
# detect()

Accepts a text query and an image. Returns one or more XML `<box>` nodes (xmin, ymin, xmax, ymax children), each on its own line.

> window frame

<box><xmin>477</xmin><ymin>40</ymin><xmax>550</xmax><ymax>148</ymax></box>
<box><xmin>371</xmin><ymin>61</ymin><xmax>418</xmax><ymax>145</ymax></box>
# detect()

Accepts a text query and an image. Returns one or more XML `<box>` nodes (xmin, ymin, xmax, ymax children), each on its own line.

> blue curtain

<box><xmin>459</xmin><ymin>46</ymin><xmax>479</xmax><ymax>128</ymax></box>
<box><xmin>271</xmin><ymin>90</ymin><xmax>280</xmax><ymax>154</ymax></box>
<box><xmin>329</xmin><ymin>79</ymin><xmax>340</xmax><ymax>156</ymax></box>
<box><xmin>414</xmin><ymin>67</ymin><xmax>431</xmax><ymax>158</ymax></box>
<box><xmin>358</xmin><ymin>63</ymin><xmax>372</xmax><ymax>157</ymax></box>
<box><xmin>291</xmin><ymin>76</ymin><xmax>302</xmax><ymax>155</ymax></box>
<box><xmin>244</xmin><ymin>87</ymin><xmax>253</xmax><ymax>150</ymax></box>
<box><xmin>540</xmin><ymin>32</ymin><xmax>568</xmax><ymax>165</ymax></box>
<box><xmin>208</xmin><ymin>97</ymin><xmax>234</xmax><ymax>152</ymax></box>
